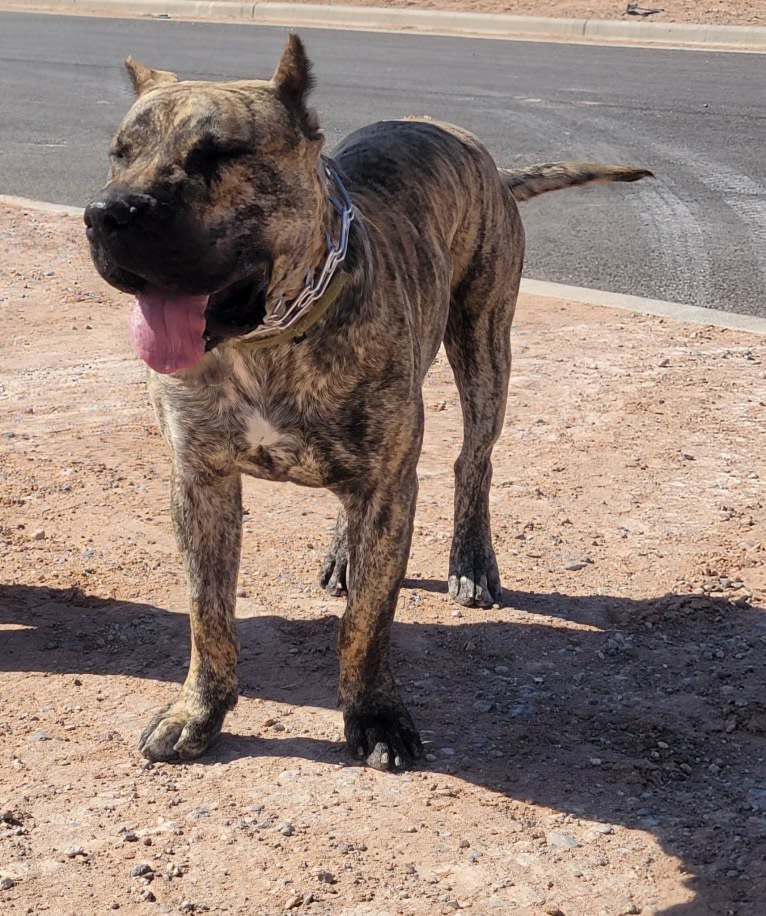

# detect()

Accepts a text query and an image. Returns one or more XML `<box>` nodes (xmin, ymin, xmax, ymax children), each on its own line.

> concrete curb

<box><xmin>2</xmin><ymin>0</ymin><xmax>764</xmax><ymax>50</ymax></box>
<box><xmin>3</xmin><ymin>194</ymin><xmax>764</xmax><ymax>336</ymax></box>
<box><xmin>0</xmin><ymin>194</ymin><xmax>83</xmax><ymax>218</ymax></box>
<box><xmin>520</xmin><ymin>279</ymin><xmax>766</xmax><ymax>336</ymax></box>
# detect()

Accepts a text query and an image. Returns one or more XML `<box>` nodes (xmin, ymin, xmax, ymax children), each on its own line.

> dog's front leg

<box><xmin>139</xmin><ymin>466</ymin><xmax>242</xmax><ymax>762</ymax></box>
<box><xmin>338</xmin><ymin>470</ymin><xmax>423</xmax><ymax>771</ymax></box>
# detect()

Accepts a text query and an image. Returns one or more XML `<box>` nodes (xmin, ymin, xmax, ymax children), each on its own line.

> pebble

<box><xmin>546</xmin><ymin>831</ymin><xmax>578</xmax><ymax>850</ymax></box>
<box><xmin>130</xmin><ymin>863</ymin><xmax>153</xmax><ymax>878</ymax></box>
<box><xmin>564</xmin><ymin>560</ymin><xmax>590</xmax><ymax>571</ymax></box>
<box><xmin>31</xmin><ymin>529</ymin><xmax>46</xmax><ymax>540</ymax></box>
<box><xmin>0</xmin><ymin>878</ymin><xmax>15</xmax><ymax>890</ymax></box>
<box><xmin>279</xmin><ymin>822</ymin><xmax>295</xmax><ymax>837</ymax></box>
<box><xmin>316</xmin><ymin>869</ymin><xmax>337</xmax><ymax>884</ymax></box>
<box><xmin>64</xmin><ymin>846</ymin><xmax>86</xmax><ymax>858</ymax></box>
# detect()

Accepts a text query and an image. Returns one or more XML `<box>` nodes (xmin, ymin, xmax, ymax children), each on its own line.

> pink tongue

<box><xmin>130</xmin><ymin>285</ymin><xmax>209</xmax><ymax>374</ymax></box>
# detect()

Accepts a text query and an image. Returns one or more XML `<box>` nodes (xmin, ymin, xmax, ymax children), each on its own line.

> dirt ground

<box><xmin>1</xmin><ymin>199</ymin><xmax>766</xmax><ymax>916</ymax></box>
<box><xmin>296</xmin><ymin>0</ymin><xmax>765</xmax><ymax>27</ymax></box>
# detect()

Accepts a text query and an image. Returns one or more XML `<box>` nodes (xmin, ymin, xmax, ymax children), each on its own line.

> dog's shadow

<box><xmin>2</xmin><ymin>580</ymin><xmax>764</xmax><ymax>913</ymax></box>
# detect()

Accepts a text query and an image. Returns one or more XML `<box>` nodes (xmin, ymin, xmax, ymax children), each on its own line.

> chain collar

<box><xmin>240</xmin><ymin>159</ymin><xmax>354</xmax><ymax>348</ymax></box>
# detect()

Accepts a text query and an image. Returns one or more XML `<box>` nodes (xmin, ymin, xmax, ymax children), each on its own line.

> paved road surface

<box><xmin>1</xmin><ymin>11</ymin><xmax>764</xmax><ymax>314</ymax></box>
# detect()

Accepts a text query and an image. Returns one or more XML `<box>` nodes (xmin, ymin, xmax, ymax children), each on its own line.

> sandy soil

<box><xmin>1</xmin><ymin>201</ymin><xmax>766</xmax><ymax>915</ymax></box>
<box><xmin>295</xmin><ymin>0</ymin><xmax>765</xmax><ymax>27</ymax></box>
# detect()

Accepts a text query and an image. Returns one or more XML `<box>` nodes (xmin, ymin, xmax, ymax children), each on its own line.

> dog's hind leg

<box><xmin>319</xmin><ymin>505</ymin><xmax>349</xmax><ymax>597</ymax></box>
<box><xmin>139</xmin><ymin>467</ymin><xmax>242</xmax><ymax>761</ymax></box>
<box><xmin>444</xmin><ymin>214</ymin><xmax>522</xmax><ymax>608</ymax></box>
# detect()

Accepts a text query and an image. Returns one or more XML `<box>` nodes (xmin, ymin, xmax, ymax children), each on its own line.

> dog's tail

<box><xmin>499</xmin><ymin>162</ymin><xmax>653</xmax><ymax>202</ymax></box>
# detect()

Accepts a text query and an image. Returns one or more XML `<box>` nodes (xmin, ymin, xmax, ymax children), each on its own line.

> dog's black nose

<box><xmin>84</xmin><ymin>194</ymin><xmax>156</xmax><ymax>237</ymax></box>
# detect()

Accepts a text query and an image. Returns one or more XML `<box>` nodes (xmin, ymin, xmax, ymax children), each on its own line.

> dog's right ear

<box><xmin>124</xmin><ymin>56</ymin><xmax>179</xmax><ymax>96</ymax></box>
<box><xmin>272</xmin><ymin>34</ymin><xmax>321</xmax><ymax>141</ymax></box>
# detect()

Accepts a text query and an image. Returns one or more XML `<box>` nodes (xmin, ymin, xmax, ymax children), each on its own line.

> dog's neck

<box><xmin>238</xmin><ymin>159</ymin><xmax>354</xmax><ymax>349</ymax></box>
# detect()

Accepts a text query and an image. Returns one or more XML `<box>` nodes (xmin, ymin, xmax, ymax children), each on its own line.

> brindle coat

<box><xmin>85</xmin><ymin>36</ymin><xmax>651</xmax><ymax>769</ymax></box>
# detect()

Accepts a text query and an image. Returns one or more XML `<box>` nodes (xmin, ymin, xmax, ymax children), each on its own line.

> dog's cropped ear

<box><xmin>125</xmin><ymin>56</ymin><xmax>179</xmax><ymax>96</ymax></box>
<box><xmin>272</xmin><ymin>34</ymin><xmax>321</xmax><ymax>141</ymax></box>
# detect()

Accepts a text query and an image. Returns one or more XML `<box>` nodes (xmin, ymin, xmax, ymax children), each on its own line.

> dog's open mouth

<box><xmin>128</xmin><ymin>270</ymin><xmax>269</xmax><ymax>375</ymax></box>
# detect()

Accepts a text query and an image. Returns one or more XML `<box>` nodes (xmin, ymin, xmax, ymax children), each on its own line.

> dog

<box><xmin>84</xmin><ymin>35</ymin><xmax>651</xmax><ymax>770</ymax></box>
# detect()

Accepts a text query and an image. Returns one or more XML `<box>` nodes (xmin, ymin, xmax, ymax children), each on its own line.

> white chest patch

<box><xmin>245</xmin><ymin>410</ymin><xmax>282</xmax><ymax>451</ymax></box>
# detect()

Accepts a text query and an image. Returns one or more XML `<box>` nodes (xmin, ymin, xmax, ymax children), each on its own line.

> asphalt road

<box><xmin>1</xmin><ymin>11</ymin><xmax>764</xmax><ymax>314</ymax></box>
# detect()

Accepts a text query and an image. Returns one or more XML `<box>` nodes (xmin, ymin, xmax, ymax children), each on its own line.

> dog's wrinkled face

<box><xmin>85</xmin><ymin>35</ymin><xmax>326</xmax><ymax>373</ymax></box>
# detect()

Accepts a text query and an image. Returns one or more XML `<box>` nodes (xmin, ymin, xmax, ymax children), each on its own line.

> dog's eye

<box><xmin>186</xmin><ymin>144</ymin><xmax>250</xmax><ymax>183</ymax></box>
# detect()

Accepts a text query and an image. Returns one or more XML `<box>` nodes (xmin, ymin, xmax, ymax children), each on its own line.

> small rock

<box><xmin>65</xmin><ymin>846</ymin><xmax>86</xmax><ymax>858</ymax></box>
<box><xmin>279</xmin><ymin>822</ymin><xmax>295</xmax><ymax>836</ymax></box>
<box><xmin>179</xmin><ymin>903</ymin><xmax>196</xmax><ymax>913</ymax></box>
<box><xmin>564</xmin><ymin>560</ymin><xmax>590</xmax><ymax>571</ymax></box>
<box><xmin>440</xmin><ymin>747</ymin><xmax>456</xmax><ymax>757</ymax></box>
<box><xmin>140</xmin><ymin>890</ymin><xmax>156</xmax><ymax>903</ymax></box>
<box><xmin>130</xmin><ymin>863</ymin><xmax>154</xmax><ymax>878</ymax></box>
<box><xmin>547</xmin><ymin>831</ymin><xmax>578</xmax><ymax>850</ymax></box>
<box><xmin>285</xmin><ymin>894</ymin><xmax>302</xmax><ymax>910</ymax></box>
<box><xmin>316</xmin><ymin>869</ymin><xmax>336</xmax><ymax>884</ymax></box>
<box><xmin>0</xmin><ymin>878</ymin><xmax>15</xmax><ymax>890</ymax></box>
<box><xmin>31</xmin><ymin>529</ymin><xmax>46</xmax><ymax>540</ymax></box>
<box><xmin>29</xmin><ymin>731</ymin><xmax>53</xmax><ymax>742</ymax></box>
<box><xmin>458</xmin><ymin>839</ymin><xmax>470</xmax><ymax>849</ymax></box>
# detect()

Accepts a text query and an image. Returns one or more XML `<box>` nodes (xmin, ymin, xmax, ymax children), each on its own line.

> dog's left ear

<box><xmin>272</xmin><ymin>34</ymin><xmax>321</xmax><ymax>141</ymax></box>
<box><xmin>125</xmin><ymin>56</ymin><xmax>179</xmax><ymax>96</ymax></box>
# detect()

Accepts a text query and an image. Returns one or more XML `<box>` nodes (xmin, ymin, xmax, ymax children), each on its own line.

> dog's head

<box><xmin>85</xmin><ymin>35</ymin><xmax>330</xmax><ymax>373</ymax></box>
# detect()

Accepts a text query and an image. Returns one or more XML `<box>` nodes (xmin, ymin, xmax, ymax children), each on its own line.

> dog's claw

<box><xmin>319</xmin><ymin>552</ymin><xmax>348</xmax><ymax>597</ymax></box>
<box><xmin>138</xmin><ymin>700</ymin><xmax>227</xmax><ymax>762</ymax></box>
<box><xmin>344</xmin><ymin>704</ymin><xmax>423</xmax><ymax>772</ymax></box>
<box><xmin>448</xmin><ymin>572</ymin><xmax>500</xmax><ymax>608</ymax></box>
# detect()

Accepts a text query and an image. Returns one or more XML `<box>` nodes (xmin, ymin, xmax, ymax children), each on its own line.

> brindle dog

<box><xmin>85</xmin><ymin>35</ymin><xmax>651</xmax><ymax>770</ymax></box>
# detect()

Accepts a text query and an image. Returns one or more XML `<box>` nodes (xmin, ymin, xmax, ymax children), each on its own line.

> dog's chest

<box><xmin>233</xmin><ymin>403</ymin><xmax>319</xmax><ymax>484</ymax></box>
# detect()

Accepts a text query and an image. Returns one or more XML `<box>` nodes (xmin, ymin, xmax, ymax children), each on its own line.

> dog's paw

<box><xmin>448</xmin><ymin>545</ymin><xmax>502</xmax><ymax>608</ymax></box>
<box><xmin>138</xmin><ymin>701</ymin><xmax>227</xmax><ymax>762</ymax></box>
<box><xmin>319</xmin><ymin>550</ymin><xmax>348</xmax><ymax>597</ymax></box>
<box><xmin>448</xmin><ymin>572</ymin><xmax>500</xmax><ymax>608</ymax></box>
<box><xmin>344</xmin><ymin>703</ymin><xmax>423</xmax><ymax>771</ymax></box>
